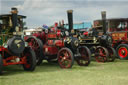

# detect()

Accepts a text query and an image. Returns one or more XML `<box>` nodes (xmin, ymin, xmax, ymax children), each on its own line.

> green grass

<box><xmin>0</xmin><ymin>59</ymin><xmax>128</xmax><ymax>85</ymax></box>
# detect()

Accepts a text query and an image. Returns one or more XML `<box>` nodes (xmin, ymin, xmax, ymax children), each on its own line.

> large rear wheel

<box><xmin>116</xmin><ymin>44</ymin><xmax>128</xmax><ymax>59</ymax></box>
<box><xmin>0</xmin><ymin>54</ymin><xmax>3</xmax><ymax>74</ymax></box>
<box><xmin>26</xmin><ymin>37</ymin><xmax>43</xmax><ymax>65</ymax></box>
<box><xmin>23</xmin><ymin>47</ymin><xmax>36</xmax><ymax>71</ymax></box>
<box><xmin>76</xmin><ymin>46</ymin><xmax>91</xmax><ymax>66</ymax></box>
<box><xmin>95</xmin><ymin>46</ymin><xmax>109</xmax><ymax>63</ymax></box>
<box><xmin>107</xmin><ymin>47</ymin><xmax>116</xmax><ymax>62</ymax></box>
<box><xmin>57</xmin><ymin>48</ymin><xmax>74</xmax><ymax>68</ymax></box>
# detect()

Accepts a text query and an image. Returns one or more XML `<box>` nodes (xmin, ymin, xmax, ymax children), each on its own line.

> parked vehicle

<box><xmin>26</xmin><ymin>10</ymin><xmax>91</xmax><ymax>68</ymax></box>
<box><xmin>77</xmin><ymin>11</ymin><xmax>116</xmax><ymax>62</ymax></box>
<box><xmin>94</xmin><ymin>13</ymin><xmax>128</xmax><ymax>59</ymax></box>
<box><xmin>0</xmin><ymin>8</ymin><xmax>36</xmax><ymax>74</ymax></box>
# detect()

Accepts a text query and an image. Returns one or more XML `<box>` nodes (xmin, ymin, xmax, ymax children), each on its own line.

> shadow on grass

<box><xmin>1</xmin><ymin>61</ymin><xmax>60</xmax><ymax>76</ymax></box>
<box><xmin>1</xmin><ymin>59</ymin><xmax>125</xmax><ymax>76</ymax></box>
<box><xmin>1</xmin><ymin>61</ymin><xmax>94</xmax><ymax>76</ymax></box>
<box><xmin>2</xmin><ymin>65</ymin><xmax>26</xmax><ymax>76</ymax></box>
<box><xmin>107</xmin><ymin>59</ymin><xmax>128</xmax><ymax>64</ymax></box>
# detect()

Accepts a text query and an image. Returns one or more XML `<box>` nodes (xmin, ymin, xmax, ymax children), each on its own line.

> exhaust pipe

<box><xmin>67</xmin><ymin>10</ymin><xmax>73</xmax><ymax>33</ymax></box>
<box><xmin>11</xmin><ymin>7</ymin><xmax>18</xmax><ymax>32</ymax></box>
<box><xmin>101</xmin><ymin>11</ymin><xmax>106</xmax><ymax>35</ymax></box>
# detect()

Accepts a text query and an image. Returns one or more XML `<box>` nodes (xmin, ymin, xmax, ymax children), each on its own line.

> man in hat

<box><xmin>92</xmin><ymin>25</ymin><xmax>99</xmax><ymax>37</ymax></box>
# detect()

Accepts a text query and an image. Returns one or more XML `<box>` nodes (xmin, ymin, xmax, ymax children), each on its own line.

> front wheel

<box><xmin>22</xmin><ymin>47</ymin><xmax>36</xmax><ymax>71</ymax></box>
<box><xmin>76</xmin><ymin>46</ymin><xmax>91</xmax><ymax>66</ymax></box>
<box><xmin>0</xmin><ymin>54</ymin><xmax>3</xmax><ymax>74</ymax></box>
<box><xmin>57</xmin><ymin>48</ymin><xmax>74</xmax><ymax>68</ymax></box>
<box><xmin>95</xmin><ymin>46</ymin><xmax>109</xmax><ymax>63</ymax></box>
<box><xmin>107</xmin><ymin>47</ymin><xmax>116</xmax><ymax>62</ymax></box>
<box><xmin>116</xmin><ymin>44</ymin><xmax>128</xmax><ymax>59</ymax></box>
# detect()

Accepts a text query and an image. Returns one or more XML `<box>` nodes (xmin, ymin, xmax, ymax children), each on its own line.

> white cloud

<box><xmin>1</xmin><ymin>0</ymin><xmax>128</xmax><ymax>28</ymax></box>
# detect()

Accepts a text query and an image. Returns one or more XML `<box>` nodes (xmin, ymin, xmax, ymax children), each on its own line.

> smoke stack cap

<box><xmin>11</xmin><ymin>7</ymin><xmax>18</xmax><ymax>14</ymax></box>
<box><xmin>67</xmin><ymin>10</ymin><xmax>73</xmax><ymax>13</ymax></box>
<box><xmin>101</xmin><ymin>11</ymin><xmax>106</xmax><ymax>15</ymax></box>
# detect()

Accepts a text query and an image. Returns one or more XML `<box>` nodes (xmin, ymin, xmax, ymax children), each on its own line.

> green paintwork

<box><xmin>0</xmin><ymin>14</ymin><xmax>26</xmax><ymax>46</ymax></box>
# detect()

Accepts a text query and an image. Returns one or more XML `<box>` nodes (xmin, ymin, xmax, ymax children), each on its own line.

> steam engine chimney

<box><xmin>67</xmin><ymin>10</ymin><xmax>73</xmax><ymax>33</ymax></box>
<box><xmin>11</xmin><ymin>7</ymin><xmax>18</xmax><ymax>32</ymax></box>
<box><xmin>101</xmin><ymin>11</ymin><xmax>107</xmax><ymax>35</ymax></box>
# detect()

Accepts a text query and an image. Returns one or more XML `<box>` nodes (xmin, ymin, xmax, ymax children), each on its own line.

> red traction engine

<box><xmin>26</xmin><ymin>10</ymin><xmax>91</xmax><ymax>68</ymax></box>
<box><xmin>0</xmin><ymin>8</ymin><xmax>36</xmax><ymax>74</ymax></box>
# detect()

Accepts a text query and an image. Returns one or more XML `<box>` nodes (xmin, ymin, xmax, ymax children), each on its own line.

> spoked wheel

<box><xmin>0</xmin><ymin>54</ymin><xmax>3</xmax><ymax>74</ymax></box>
<box><xmin>23</xmin><ymin>47</ymin><xmax>36</xmax><ymax>71</ymax></box>
<box><xmin>26</xmin><ymin>37</ymin><xmax>43</xmax><ymax>65</ymax></box>
<box><xmin>107</xmin><ymin>47</ymin><xmax>116</xmax><ymax>62</ymax></box>
<box><xmin>76</xmin><ymin>46</ymin><xmax>91</xmax><ymax>66</ymax></box>
<box><xmin>95</xmin><ymin>46</ymin><xmax>109</xmax><ymax>63</ymax></box>
<box><xmin>57</xmin><ymin>48</ymin><xmax>74</xmax><ymax>68</ymax></box>
<box><xmin>116</xmin><ymin>44</ymin><xmax>128</xmax><ymax>59</ymax></box>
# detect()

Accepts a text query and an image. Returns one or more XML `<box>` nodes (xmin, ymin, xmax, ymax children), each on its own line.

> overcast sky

<box><xmin>0</xmin><ymin>0</ymin><xmax>128</xmax><ymax>28</ymax></box>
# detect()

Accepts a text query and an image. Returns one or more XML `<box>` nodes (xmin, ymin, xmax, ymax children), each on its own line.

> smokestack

<box><xmin>101</xmin><ymin>11</ymin><xmax>106</xmax><ymax>34</ymax></box>
<box><xmin>67</xmin><ymin>10</ymin><xmax>73</xmax><ymax>33</ymax></box>
<box><xmin>11</xmin><ymin>7</ymin><xmax>18</xmax><ymax>32</ymax></box>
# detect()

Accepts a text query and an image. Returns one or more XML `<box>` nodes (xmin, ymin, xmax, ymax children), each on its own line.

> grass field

<box><xmin>0</xmin><ymin>59</ymin><xmax>128</xmax><ymax>85</ymax></box>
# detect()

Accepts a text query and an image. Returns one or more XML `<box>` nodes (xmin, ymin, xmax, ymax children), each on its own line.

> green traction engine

<box><xmin>0</xmin><ymin>8</ymin><xmax>36</xmax><ymax>74</ymax></box>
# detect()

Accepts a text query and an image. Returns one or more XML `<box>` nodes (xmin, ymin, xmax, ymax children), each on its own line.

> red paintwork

<box><xmin>42</xmin><ymin>23</ymin><xmax>60</xmax><ymax>56</ymax></box>
<box><xmin>57</xmin><ymin>30</ymin><xmax>61</xmax><ymax>37</ymax></box>
<box><xmin>0</xmin><ymin>46</ymin><xmax>28</xmax><ymax>66</ymax></box>
<box><xmin>55</xmin><ymin>22</ymin><xmax>58</xmax><ymax>27</ymax></box>
<box><xmin>111</xmin><ymin>32</ymin><xmax>128</xmax><ymax>48</ymax></box>
<box><xmin>118</xmin><ymin>47</ymin><xmax>128</xmax><ymax>58</ymax></box>
<box><xmin>47</xmin><ymin>33</ymin><xmax>57</xmax><ymax>39</ymax></box>
<box><xmin>44</xmin><ymin>28</ymin><xmax>65</xmax><ymax>56</ymax></box>
<box><xmin>32</xmin><ymin>32</ymin><xmax>47</xmax><ymax>44</ymax></box>
<box><xmin>83</xmin><ymin>32</ymin><xmax>88</xmax><ymax>36</ymax></box>
<box><xmin>28</xmin><ymin>39</ymin><xmax>39</xmax><ymax>50</ymax></box>
<box><xmin>0</xmin><ymin>46</ymin><xmax>6</xmax><ymax>51</ymax></box>
<box><xmin>47</xmin><ymin>40</ymin><xmax>64</xmax><ymax>47</ymax></box>
<box><xmin>23</xmin><ymin>53</ymin><xmax>31</xmax><ymax>68</ymax></box>
<box><xmin>43</xmin><ymin>45</ymin><xmax>59</xmax><ymax>55</ymax></box>
<box><xmin>3</xmin><ymin>56</ymin><xmax>26</xmax><ymax>66</ymax></box>
<box><xmin>24</xmin><ymin>36</ymin><xmax>28</xmax><ymax>41</ymax></box>
<box><xmin>42</xmin><ymin>29</ymin><xmax>65</xmax><ymax>55</ymax></box>
<box><xmin>55</xmin><ymin>40</ymin><xmax>64</xmax><ymax>47</ymax></box>
<box><xmin>51</xmin><ymin>27</ymin><xmax>56</xmax><ymax>32</ymax></box>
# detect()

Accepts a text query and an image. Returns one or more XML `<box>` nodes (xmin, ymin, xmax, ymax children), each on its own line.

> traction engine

<box><xmin>26</xmin><ymin>10</ymin><xmax>91</xmax><ymax>68</ymax></box>
<box><xmin>78</xmin><ymin>11</ymin><xmax>116</xmax><ymax>62</ymax></box>
<box><xmin>0</xmin><ymin>8</ymin><xmax>36</xmax><ymax>74</ymax></box>
<box><xmin>94</xmin><ymin>17</ymin><xmax>128</xmax><ymax>60</ymax></box>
